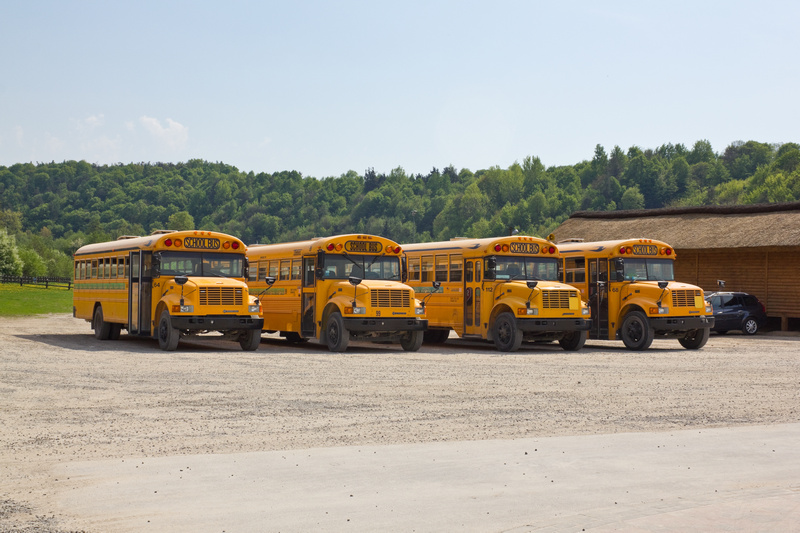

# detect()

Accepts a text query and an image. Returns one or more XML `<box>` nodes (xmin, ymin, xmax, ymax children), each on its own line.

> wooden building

<box><xmin>552</xmin><ymin>202</ymin><xmax>800</xmax><ymax>331</ymax></box>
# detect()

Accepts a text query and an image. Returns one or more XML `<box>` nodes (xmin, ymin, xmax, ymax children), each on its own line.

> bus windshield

<box><xmin>322</xmin><ymin>254</ymin><xmax>401</xmax><ymax>281</ymax></box>
<box><xmin>622</xmin><ymin>258</ymin><xmax>675</xmax><ymax>281</ymax></box>
<box><xmin>158</xmin><ymin>252</ymin><xmax>245</xmax><ymax>278</ymax></box>
<box><xmin>491</xmin><ymin>256</ymin><xmax>560</xmax><ymax>281</ymax></box>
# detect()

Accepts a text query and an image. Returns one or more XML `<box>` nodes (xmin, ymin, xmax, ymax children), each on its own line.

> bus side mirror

<box><xmin>485</xmin><ymin>257</ymin><xmax>496</xmax><ymax>280</ymax></box>
<box><xmin>243</xmin><ymin>257</ymin><xmax>250</xmax><ymax>280</ymax></box>
<box><xmin>152</xmin><ymin>254</ymin><xmax>161</xmax><ymax>277</ymax></box>
<box><xmin>175</xmin><ymin>275</ymin><xmax>188</xmax><ymax>285</ymax></box>
<box><xmin>316</xmin><ymin>250</ymin><xmax>325</xmax><ymax>279</ymax></box>
<box><xmin>265</xmin><ymin>276</ymin><xmax>276</xmax><ymax>287</ymax></box>
<box><xmin>432</xmin><ymin>281</ymin><xmax>441</xmax><ymax>291</ymax></box>
<box><xmin>614</xmin><ymin>258</ymin><xmax>624</xmax><ymax>281</ymax></box>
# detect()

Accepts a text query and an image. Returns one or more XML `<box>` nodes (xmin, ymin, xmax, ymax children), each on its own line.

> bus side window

<box><xmin>280</xmin><ymin>260</ymin><xmax>290</xmax><ymax>280</ymax></box>
<box><xmin>435</xmin><ymin>254</ymin><xmax>448</xmax><ymax>283</ymax></box>
<box><xmin>421</xmin><ymin>255</ymin><xmax>433</xmax><ymax>282</ymax></box>
<box><xmin>450</xmin><ymin>254</ymin><xmax>462</xmax><ymax>282</ymax></box>
<box><xmin>566</xmin><ymin>257</ymin><xmax>585</xmax><ymax>283</ymax></box>
<box><xmin>465</xmin><ymin>261</ymin><xmax>473</xmax><ymax>283</ymax></box>
<box><xmin>475</xmin><ymin>261</ymin><xmax>481</xmax><ymax>283</ymax></box>
<box><xmin>291</xmin><ymin>259</ymin><xmax>301</xmax><ymax>280</ymax></box>
<box><xmin>258</xmin><ymin>262</ymin><xmax>267</xmax><ymax>282</ymax></box>
<box><xmin>408</xmin><ymin>257</ymin><xmax>420</xmax><ymax>282</ymax></box>
<box><xmin>249</xmin><ymin>261</ymin><xmax>259</xmax><ymax>282</ymax></box>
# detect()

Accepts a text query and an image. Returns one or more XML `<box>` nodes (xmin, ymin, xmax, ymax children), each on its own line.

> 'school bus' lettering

<box><xmin>558</xmin><ymin>238</ymin><xmax>714</xmax><ymax>351</ymax></box>
<box><xmin>247</xmin><ymin>234</ymin><xmax>427</xmax><ymax>352</ymax></box>
<box><xmin>73</xmin><ymin>230</ymin><xmax>262</xmax><ymax>351</ymax></box>
<box><xmin>403</xmin><ymin>236</ymin><xmax>591</xmax><ymax>352</ymax></box>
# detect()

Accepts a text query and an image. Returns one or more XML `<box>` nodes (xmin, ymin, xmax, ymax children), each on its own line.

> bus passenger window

<box><xmin>280</xmin><ymin>260</ymin><xmax>290</xmax><ymax>280</ymax></box>
<box><xmin>450</xmin><ymin>255</ymin><xmax>462</xmax><ymax>282</ymax></box>
<box><xmin>408</xmin><ymin>257</ymin><xmax>420</xmax><ymax>281</ymax></box>
<box><xmin>566</xmin><ymin>257</ymin><xmax>585</xmax><ymax>283</ymax></box>
<box><xmin>269</xmin><ymin>261</ymin><xmax>279</xmax><ymax>280</ymax></box>
<box><xmin>111</xmin><ymin>258</ymin><xmax>118</xmax><ymax>278</ymax></box>
<box><xmin>465</xmin><ymin>261</ymin><xmax>473</xmax><ymax>283</ymax></box>
<box><xmin>248</xmin><ymin>262</ymin><xmax>259</xmax><ymax>282</ymax></box>
<box><xmin>104</xmin><ymin>258</ymin><xmax>111</xmax><ymax>278</ymax></box>
<box><xmin>291</xmin><ymin>260</ymin><xmax>301</xmax><ymax>280</ymax></box>
<box><xmin>421</xmin><ymin>255</ymin><xmax>433</xmax><ymax>282</ymax></box>
<box><xmin>475</xmin><ymin>261</ymin><xmax>481</xmax><ymax>283</ymax></box>
<box><xmin>258</xmin><ymin>262</ymin><xmax>267</xmax><ymax>281</ymax></box>
<box><xmin>435</xmin><ymin>254</ymin><xmax>448</xmax><ymax>283</ymax></box>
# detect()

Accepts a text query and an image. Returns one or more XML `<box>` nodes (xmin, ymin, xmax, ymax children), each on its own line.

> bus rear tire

<box><xmin>109</xmin><ymin>323</ymin><xmax>122</xmax><ymax>340</ymax></box>
<box><xmin>157</xmin><ymin>310</ymin><xmax>180</xmax><ymax>351</ymax></box>
<box><xmin>559</xmin><ymin>330</ymin><xmax>587</xmax><ymax>351</ymax></box>
<box><xmin>423</xmin><ymin>329</ymin><xmax>450</xmax><ymax>344</ymax></box>
<box><xmin>493</xmin><ymin>312</ymin><xmax>523</xmax><ymax>352</ymax></box>
<box><xmin>326</xmin><ymin>312</ymin><xmax>349</xmax><ymax>352</ymax></box>
<box><xmin>400</xmin><ymin>330</ymin><xmax>424</xmax><ymax>352</ymax></box>
<box><xmin>620</xmin><ymin>310</ymin><xmax>654</xmax><ymax>350</ymax></box>
<box><xmin>239</xmin><ymin>329</ymin><xmax>261</xmax><ymax>351</ymax></box>
<box><xmin>93</xmin><ymin>306</ymin><xmax>112</xmax><ymax>340</ymax></box>
<box><xmin>679</xmin><ymin>327</ymin><xmax>710</xmax><ymax>349</ymax></box>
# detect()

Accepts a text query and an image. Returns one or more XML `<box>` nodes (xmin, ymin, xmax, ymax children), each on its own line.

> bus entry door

<box><xmin>589</xmin><ymin>259</ymin><xmax>609</xmax><ymax>339</ymax></box>
<box><xmin>301</xmin><ymin>256</ymin><xmax>316</xmax><ymax>337</ymax></box>
<box><xmin>464</xmin><ymin>259</ymin><xmax>482</xmax><ymax>336</ymax></box>
<box><xmin>128</xmin><ymin>251</ymin><xmax>152</xmax><ymax>335</ymax></box>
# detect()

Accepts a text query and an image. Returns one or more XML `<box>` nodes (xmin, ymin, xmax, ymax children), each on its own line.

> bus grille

<box><xmin>541</xmin><ymin>290</ymin><xmax>574</xmax><ymax>309</ymax></box>
<box><xmin>371</xmin><ymin>289</ymin><xmax>410</xmax><ymax>308</ymax></box>
<box><xmin>671</xmin><ymin>289</ymin><xmax>700</xmax><ymax>307</ymax></box>
<box><xmin>199</xmin><ymin>287</ymin><xmax>243</xmax><ymax>306</ymax></box>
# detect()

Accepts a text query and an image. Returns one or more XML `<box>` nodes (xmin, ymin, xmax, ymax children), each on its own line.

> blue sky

<box><xmin>2</xmin><ymin>1</ymin><xmax>798</xmax><ymax>178</ymax></box>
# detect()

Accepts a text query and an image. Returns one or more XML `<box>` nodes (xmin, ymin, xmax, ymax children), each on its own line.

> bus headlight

<box><xmin>650</xmin><ymin>306</ymin><xmax>669</xmax><ymax>315</ymax></box>
<box><xmin>248</xmin><ymin>304</ymin><xmax>260</xmax><ymax>313</ymax></box>
<box><xmin>345</xmin><ymin>306</ymin><xmax>366</xmax><ymax>315</ymax></box>
<box><xmin>517</xmin><ymin>307</ymin><xmax>538</xmax><ymax>316</ymax></box>
<box><xmin>415</xmin><ymin>307</ymin><xmax>425</xmax><ymax>315</ymax></box>
<box><xmin>173</xmin><ymin>304</ymin><xmax>193</xmax><ymax>313</ymax></box>
<box><xmin>581</xmin><ymin>307</ymin><xmax>591</xmax><ymax>316</ymax></box>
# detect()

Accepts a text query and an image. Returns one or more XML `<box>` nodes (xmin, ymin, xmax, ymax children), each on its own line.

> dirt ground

<box><xmin>1</xmin><ymin>315</ymin><xmax>798</xmax><ymax>532</ymax></box>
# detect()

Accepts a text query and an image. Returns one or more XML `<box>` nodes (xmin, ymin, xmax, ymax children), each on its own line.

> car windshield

<box><xmin>322</xmin><ymin>254</ymin><xmax>401</xmax><ymax>280</ymax></box>
<box><xmin>157</xmin><ymin>251</ymin><xmax>245</xmax><ymax>278</ymax></box>
<box><xmin>622</xmin><ymin>258</ymin><xmax>675</xmax><ymax>281</ymax></box>
<box><xmin>492</xmin><ymin>256</ymin><xmax>560</xmax><ymax>281</ymax></box>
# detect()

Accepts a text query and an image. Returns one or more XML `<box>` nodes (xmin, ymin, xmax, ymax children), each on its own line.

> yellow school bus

<box><xmin>403</xmin><ymin>236</ymin><xmax>591</xmax><ymax>352</ymax></box>
<box><xmin>246</xmin><ymin>234</ymin><xmax>428</xmax><ymax>352</ymax></box>
<box><xmin>73</xmin><ymin>230</ymin><xmax>263</xmax><ymax>351</ymax></box>
<box><xmin>558</xmin><ymin>238</ymin><xmax>714</xmax><ymax>350</ymax></box>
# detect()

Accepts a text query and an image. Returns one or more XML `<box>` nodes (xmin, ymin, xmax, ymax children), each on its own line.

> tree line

<box><xmin>1</xmin><ymin>139</ymin><xmax>799</xmax><ymax>278</ymax></box>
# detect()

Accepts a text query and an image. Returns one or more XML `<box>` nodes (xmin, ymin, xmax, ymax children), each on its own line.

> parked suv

<box><xmin>704</xmin><ymin>292</ymin><xmax>767</xmax><ymax>335</ymax></box>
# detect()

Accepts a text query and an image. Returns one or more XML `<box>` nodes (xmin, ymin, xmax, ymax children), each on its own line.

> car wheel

<box><xmin>742</xmin><ymin>317</ymin><xmax>759</xmax><ymax>335</ymax></box>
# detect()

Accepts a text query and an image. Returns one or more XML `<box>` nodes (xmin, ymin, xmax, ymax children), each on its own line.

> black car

<box><xmin>704</xmin><ymin>291</ymin><xmax>767</xmax><ymax>335</ymax></box>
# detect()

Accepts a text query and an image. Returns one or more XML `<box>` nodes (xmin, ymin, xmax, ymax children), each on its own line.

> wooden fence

<box><xmin>0</xmin><ymin>276</ymin><xmax>72</xmax><ymax>289</ymax></box>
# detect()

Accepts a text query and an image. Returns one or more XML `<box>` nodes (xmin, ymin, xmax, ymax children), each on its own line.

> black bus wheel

<box><xmin>679</xmin><ymin>328</ymin><xmax>710</xmax><ymax>349</ymax></box>
<box><xmin>559</xmin><ymin>330</ymin><xmax>587</xmax><ymax>351</ymax></box>
<box><xmin>93</xmin><ymin>306</ymin><xmax>112</xmax><ymax>340</ymax></box>
<box><xmin>239</xmin><ymin>329</ymin><xmax>261</xmax><ymax>351</ymax></box>
<box><xmin>157</xmin><ymin>310</ymin><xmax>180</xmax><ymax>351</ymax></box>
<box><xmin>326</xmin><ymin>312</ymin><xmax>349</xmax><ymax>352</ymax></box>
<box><xmin>423</xmin><ymin>329</ymin><xmax>450</xmax><ymax>344</ymax></box>
<box><xmin>620</xmin><ymin>310</ymin><xmax>654</xmax><ymax>350</ymax></box>
<box><xmin>400</xmin><ymin>330</ymin><xmax>424</xmax><ymax>352</ymax></box>
<box><xmin>493</xmin><ymin>312</ymin><xmax>523</xmax><ymax>352</ymax></box>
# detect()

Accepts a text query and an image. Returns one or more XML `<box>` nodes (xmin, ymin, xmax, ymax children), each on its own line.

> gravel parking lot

<box><xmin>1</xmin><ymin>315</ymin><xmax>798</xmax><ymax>532</ymax></box>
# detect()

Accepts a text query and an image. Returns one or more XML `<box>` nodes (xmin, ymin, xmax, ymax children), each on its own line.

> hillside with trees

<box><xmin>1</xmin><ymin>139</ymin><xmax>799</xmax><ymax>278</ymax></box>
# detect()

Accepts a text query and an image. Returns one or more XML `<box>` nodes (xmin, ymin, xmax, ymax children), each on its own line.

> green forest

<box><xmin>1</xmin><ymin>139</ymin><xmax>799</xmax><ymax>278</ymax></box>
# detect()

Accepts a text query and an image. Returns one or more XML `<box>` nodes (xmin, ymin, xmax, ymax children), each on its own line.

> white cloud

<box><xmin>139</xmin><ymin>116</ymin><xmax>189</xmax><ymax>151</ymax></box>
<box><xmin>79</xmin><ymin>114</ymin><xmax>105</xmax><ymax>130</ymax></box>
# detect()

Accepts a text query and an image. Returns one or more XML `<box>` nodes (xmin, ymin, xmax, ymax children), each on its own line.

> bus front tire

<box><xmin>400</xmin><ymin>330</ymin><xmax>424</xmax><ymax>352</ymax></box>
<box><xmin>326</xmin><ymin>312</ymin><xmax>349</xmax><ymax>352</ymax></box>
<box><xmin>239</xmin><ymin>329</ymin><xmax>261</xmax><ymax>351</ymax></box>
<box><xmin>679</xmin><ymin>327</ymin><xmax>710</xmax><ymax>349</ymax></box>
<box><xmin>559</xmin><ymin>330</ymin><xmax>587</xmax><ymax>351</ymax></box>
<box><xmin>493</xmin><ymin>312</ymin><xmax>523</xmax><ymax>352</ymax></box>
<box><xmin>620</xmin><ymin>310</ymin><xmax>654</xmax><ymax>350</ymax></box>
<box><xmin>157</xmin><ymin>310</ymin><xmax>180</xmax><ymax>351</ymax></box>
<box><xmin>93</xmin><ymin>306</ymin><xmax>112</xmax><ymax>340</ymax></box>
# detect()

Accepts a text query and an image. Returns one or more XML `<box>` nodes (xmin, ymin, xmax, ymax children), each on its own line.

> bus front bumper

<box><xmin>171</xmin><ymin>315</ymin><xmax>264</xmax><ymax>331</ymax></box>
<box><xmin>516</xmin><ymin>317</ymin><xmax>592</xmax><ymax>332</ymax></box>
<box><xmin>649</xmin><ymin>315</ymin><xmax>715</xmax><ymax>332</ymax></box>
<box><xmin>343</xmin><ymin>317</ymin><xmax>428</xmax><ymax>333</ymax></box>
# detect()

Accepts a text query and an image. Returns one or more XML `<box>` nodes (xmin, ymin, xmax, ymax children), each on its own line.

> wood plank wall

<box><xmin>675</xmin><ymin>248</ymin><xmax>800</xmax><ymax>325</ymax></box>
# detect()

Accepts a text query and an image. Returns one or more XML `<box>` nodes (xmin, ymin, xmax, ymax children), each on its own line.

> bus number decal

<box><xmin>345</xmin><ymin>240</ymin><xmax>382</xmax><ymax>253</ymax></box>
<box><xmin>183</xmin><ymin>237</ymin><xmax>221</xmax><ymax>250</ymax></box>
<box><xmin>631</xmin><ymin>245</ymin><xmax>658</xmax><ymax>255</ymax></box>
<box><xmin>510</xmin><ymin>242</ymin><xmax>540</xmax><ymax>254</ymax></box>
